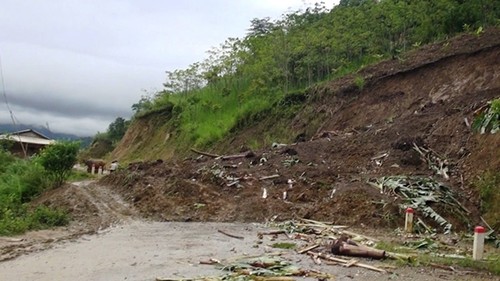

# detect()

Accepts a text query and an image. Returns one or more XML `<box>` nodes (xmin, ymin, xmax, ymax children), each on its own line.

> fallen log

<box><xmin>331</xmin><ymin>240</ymin><xmax>385</xmax><ymax>260</ymax></box>
<box><xmin>190</xmin><ymin>148</ymin><xmax>220</xmax><ymax>158</ymax></box>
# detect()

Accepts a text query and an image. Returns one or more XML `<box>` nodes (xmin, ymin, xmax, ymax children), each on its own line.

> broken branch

<box><xmin>307</xmin><ymin>252</ymin><xmax>387</xmax><ymax>273</ymax></box>
<box><xmin>259</xmin><ymin>174</ymin><xmax>280</xmax><ymax>181</ymax></box>
<box><xmin>218</xmin><ymin>229</ymin><xmax>244</xmax><ymax>240</ymax></box>
<box><xmin>190</xmin><ymin>148</ymin><xmax>220</xmax><ymax>158</ymax></box>
<box><xmin>297</xmin><ymin>244</ymin><xmax>320</xmax><ymax>254</ymax></box>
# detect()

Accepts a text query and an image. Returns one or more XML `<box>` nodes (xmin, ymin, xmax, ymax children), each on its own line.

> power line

<box><xmin>0</xmin><ymin>52</ymin><xmax>17</xmax><ymax>125</ymax></box>
<box><xmin>0</xmin><ymin>52</ymin><xmax>28</xmax><ymax>157</ymax></box>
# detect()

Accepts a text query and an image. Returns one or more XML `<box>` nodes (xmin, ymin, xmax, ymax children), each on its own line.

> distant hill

<box><xmin>0</xmin><ymin>123</ymin><xmax>93</xmax><ymax>147</ymax></box>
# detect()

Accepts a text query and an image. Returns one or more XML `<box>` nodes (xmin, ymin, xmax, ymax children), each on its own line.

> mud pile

<box><xmin>102</xmin><ymin>29</ymin><xmax>499</xmax><ymax>232</ymax></box>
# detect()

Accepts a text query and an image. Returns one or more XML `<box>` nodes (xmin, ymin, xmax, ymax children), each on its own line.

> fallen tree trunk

<box><xmin>331</xmin><ymin>238</ymin><xmax>385</xmax><ymax>259</ymax></box>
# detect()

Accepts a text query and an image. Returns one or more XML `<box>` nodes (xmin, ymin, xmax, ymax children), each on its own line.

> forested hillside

<box><xmin>107</xmin><ymin>0</ymin><xmax>499</xmax><ymax>161</ymax></box>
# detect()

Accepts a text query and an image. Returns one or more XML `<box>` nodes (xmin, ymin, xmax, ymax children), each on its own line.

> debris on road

<box><xmin>368</xmin><ymin>176</ymin><xmax>470</xmax><ymax>234</ymax></box>
<box><xmin>218</xmin><ymin>229</ymin><xmax>245</xmax><ymax>240</ymax></box>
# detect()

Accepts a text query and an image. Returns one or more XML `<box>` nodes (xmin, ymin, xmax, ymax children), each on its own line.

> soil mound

<box><xmin>100</xmin><ymin>29</ymin><xmax>500</xmax><ymax>232</ymax></box>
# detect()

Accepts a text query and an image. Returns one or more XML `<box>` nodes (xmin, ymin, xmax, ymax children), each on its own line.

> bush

<box><xmin>13</xmin><ymin>161</ymin><xmax>49</xmax><ymax>202</ymax></box>
<box><xmin>0</xmin><ymin>148</ymin><xmax>72</xmax><ymax>236</ymax></box>
<box><xmin>0</xmin><ymin>148</ymin><xmax>16</xmax><ymax>173</ymax></box>
<box><xmin>30</xmin><ymin>205</ymin><xmax>69</xmax><ymax>229</ymax></box>
<box><xmin>38</xmin><ymin>141</ymin><xmax>80</xmax><ymax>187</ymax></box>
<box><xmin>0</xmin><ymin>204</ymin><xmax>69</xmax><ymax>235</ymax></box>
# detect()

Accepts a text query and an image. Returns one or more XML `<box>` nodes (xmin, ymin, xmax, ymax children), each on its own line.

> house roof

<box><xmin>0</xmin><ymin>129</ymin><xmax>55</xmax><ymax>145</ymax></box>
<box><xmin>10</xmin><ymin>129</ymin><xmax>51</xmax><ymax>139</ymax></box>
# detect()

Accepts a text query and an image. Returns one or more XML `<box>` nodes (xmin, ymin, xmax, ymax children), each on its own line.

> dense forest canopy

<box><xmin>128</xmin><ymin>0</ymin><xmax>498</xmax><ymax>148</ymax></box>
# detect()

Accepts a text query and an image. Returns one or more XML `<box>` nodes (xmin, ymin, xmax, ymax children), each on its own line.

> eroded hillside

<box><xmin>104</xmin><ymin>29</ymin><xmax>499</xmax><ymax>231</ymax></box>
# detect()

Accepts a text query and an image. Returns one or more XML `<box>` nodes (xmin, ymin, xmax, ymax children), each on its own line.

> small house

<box><xmin>0</xmin><ymin>129</ymin><xmax>55</xmax><ymax>157</ymax></box>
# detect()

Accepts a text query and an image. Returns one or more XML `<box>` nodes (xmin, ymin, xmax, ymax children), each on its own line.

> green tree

<box><xmin>107</xmin><ymin>117</ymin><xmax>129</xmax><ymax>143</ymax></box>
<box><xmin>132</xmin><ymin>94</ymin><xmax>153</xmax><ymax>114</ymax></box>
<box><xmin>38</xmin><ymin>141</ymin><xmax>80</xmax><ymax>187</ymax></box>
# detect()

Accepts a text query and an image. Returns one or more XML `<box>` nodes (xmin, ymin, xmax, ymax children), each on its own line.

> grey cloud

<box><xmin>0</xmin><ymin>0</ymin><xmax>338</xmax><ymax>137</ymax></box>
<box><xmin>7</xmin><ymin>92</ymin><xmax>131</xmax><ymax>120</ymax></box>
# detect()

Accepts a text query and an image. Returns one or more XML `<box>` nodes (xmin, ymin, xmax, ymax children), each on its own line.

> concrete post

<box><xmin>473</xmin><ymin>226</ymin><xmax>486</xmax><ymax>260</ymax></box>
<box><xmin>405</xmin><ymin>207</ymin><xmax>414</xmax><ymax>233</ymax></box>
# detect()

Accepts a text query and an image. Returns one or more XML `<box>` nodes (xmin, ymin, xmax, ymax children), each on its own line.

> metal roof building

<box><xmin>0</xmin><ymin>129</ymin><xmax>55</xmax><ymax>157</ymax></box>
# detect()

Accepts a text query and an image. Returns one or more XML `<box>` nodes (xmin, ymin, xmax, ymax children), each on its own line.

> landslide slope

<box><xmin>104</xmin><ymin>29</ymin><xmax>499</xmax><ymax>231</ymax></box>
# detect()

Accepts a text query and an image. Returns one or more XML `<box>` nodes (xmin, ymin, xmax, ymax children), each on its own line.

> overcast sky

<box><xmin>0</xmin><ymin>0</ymin><xmax>338</xmax><ymax>137</ymax></box>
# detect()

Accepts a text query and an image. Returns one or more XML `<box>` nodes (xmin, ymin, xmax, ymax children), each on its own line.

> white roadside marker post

<box><xmin>405</xmin><ymin>207</ymin><xmax>414</xmax><ymax>233</ymax></box>
<box><xmin>473</xmin><ymin>226</ymin><xmax>486</xmax><ymax>260</ymax></box>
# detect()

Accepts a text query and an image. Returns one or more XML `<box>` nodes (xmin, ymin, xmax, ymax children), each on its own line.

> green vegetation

<box><xmin>376</xmin><ymin>241</ymin><xmax>500</xmax><ymax>275</ymax></box>
<box><xmin>270</xmin><ymin>242</ymin><xmax>297</xmax><ymax>249</ymax></box>
<box><xmin>354</xmin><ymin>76</ymin><xmax>365</xmax><ymax>90</ymax></box>
<box><xmin>0</xmin><ymin>143</ymin><xmax>78</xmax><ymax>236</ymax></box>
<box><xmin>473</xmin><ymin>98</ymin><xmax>500</xmax><ymax>134</ymax></box>
<box><xmin>38</xmin><ymin>141</ymin><xmax>80</xmax><ymax>187</ymax></box>
<box><xmin>67</xmin><ymin>169</ymin><xmax>95</xmax><ymax>182</ymax></box>
<box><xmin>81</xmin><ymin>117</ymin><xmax>130</xmax><ymax>159</ymax></box>
<box><xmin>125</xmin><ymin>0</ymin><xmax>499</xmax><ymax>152</ymax></box>
<box><xmin>474</xmin><ymin>171</ymin><xmax>500</xmax><ymax>231</ymax></box>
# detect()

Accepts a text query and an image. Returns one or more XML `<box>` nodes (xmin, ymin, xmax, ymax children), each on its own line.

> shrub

<box><xmin>38</xmin><ymin>141</ymin><xmax>80</xmax><ymax>187</ymax></box>
<box><xmin>30</xmin><ymin>205</ymin><xmax>69</xmax><ymax>229</ymax></box>
<box><xmin>0</xmin><ymin>148</ymin><xmax>15</xmax><ymax>173</ymax></box>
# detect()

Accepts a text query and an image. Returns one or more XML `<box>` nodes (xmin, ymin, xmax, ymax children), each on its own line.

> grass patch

<box><xmin>474</xmin><ymin>171</ymin><xmax>500</xmax><ymax>230</ymax></box>
<box><xmin>270</xmin><ymin>242</ymin><xmax>297</xmax><ymax>249</ymax></box>
<box><xmin>68</xmin><ymin>170</ymin><xmax>95</xmax><ymax>182</ymax></box>
<box><xmin>0</xmin><ymin>149</ymin><xmax>70</xmax><ymax>236</ymax></box>
<box><xmin>417</xmin><ymin>253</ymin><xmax>500</xmax><ymax>275</ymax></box>
<box><xmin>0</xmin><ymin>204</ymin><xmax>70</xmax><ymax>236</ymax></box>
<box><xmin>354</xmin><ymin>75</ymin><xmax>365</xmax><ymax>90</ymax></box>
<box><xmin>376</xmin><ymin>240</ymin><xmax>500</xmax><ymax>275</ymax></box>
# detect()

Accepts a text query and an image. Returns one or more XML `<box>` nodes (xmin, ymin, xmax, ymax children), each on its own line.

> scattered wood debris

<box><xmin>367</xmin><ymin>176</ymin><xmax>469</xmax><ymax>234</ymax></box>
<box><xmin>412</xmin><ymin>144</ymin><xmax>450</xmax><ymax>180</ymax></box>
<box><xmin>306</xmin><ymin>252</ymin><xmax>387</xmax><ymax>273</ymax></box>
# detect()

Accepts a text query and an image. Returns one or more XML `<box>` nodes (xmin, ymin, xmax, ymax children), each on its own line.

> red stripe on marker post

<box><xmin>473</xmin><ymin>226</ymin><xmax>485</xmax><ymax>260</ymax></box>
<box><xmin>405</xmin><ymin>207</ymin><xmax>414</xmax><ymax>233</ymax></box>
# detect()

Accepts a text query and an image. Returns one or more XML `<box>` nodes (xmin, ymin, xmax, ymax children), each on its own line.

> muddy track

<box><xmin>0</xmin><ymin>180</ymin><xmax>137</xmax><ymax>262</ymax></box>
<box><xmin>73</xmin><ymin>180</ymin><xmax>138</xmax><ymax>227</ymax></box>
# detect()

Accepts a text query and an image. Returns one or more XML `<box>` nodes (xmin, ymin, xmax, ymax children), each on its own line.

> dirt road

<box><xmin>0</xmin><ymin>181</ymin><xmax>494</xmax><ymax>281</ymax></box>
<box><xmin>0</xmin><ymin>220</ymin><xmax>467</xmax><ymax>281</ymax></box>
